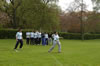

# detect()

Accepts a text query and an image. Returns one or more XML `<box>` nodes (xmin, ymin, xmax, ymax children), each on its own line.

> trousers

<box><xmin>49</xmin><ymin>40</ymin><xmax>61</xmax><ymax>52</ymax></box>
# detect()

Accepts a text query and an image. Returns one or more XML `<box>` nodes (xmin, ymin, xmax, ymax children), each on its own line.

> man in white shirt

<box><xmin>30</xmin><ymin>31</ymin><xmax>35</xmax><ymax>45</ymax></box>
<box><xmin>48</xmin><ymin>32</ymin><xmax>61</xmax><ymax>53</ymax></box>
<box><xmin>45</xmin><ymin>32</ymin><xmax>49</xmax><ymax>45</ymax></box>
<box><xmin>34</xmin><ymin>31</ymin><xmax>38</xmax><ymax>45</ymax></box>
<box><xmin>26</xmin><ymin>31</ymin><xmax>30</xmax><ymax>45</ymax></box>
<box><xmin>38</xmin><ymin>31</ymin><xmax>41</xmax><ymax>45</ymax></box>
<box><xmin>14</xmin><ymin>29</ymin><xmax>23</xmax><ymax>51</ymax></box>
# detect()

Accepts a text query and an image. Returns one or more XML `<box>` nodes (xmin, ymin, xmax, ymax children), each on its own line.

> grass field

<box><xmin>0</xmin><ymin>39</ymin><xmax>100</xmax><ymax>66</ymax></box>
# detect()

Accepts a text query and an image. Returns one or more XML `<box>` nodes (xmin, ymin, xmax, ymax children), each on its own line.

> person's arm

<box><xmin>16</xmin><ymin>33</ymin><xmax>18</xmax><ymax>41</ymax></box>
<box><xmin>22</xmin><ymin>32</ymin><xmax>23</xmax><ymax>41</ymax></box>
<box><xmin>22</xmin><ymin>37</ymin><xmax>23</xmax><ymax>41</ymax></box>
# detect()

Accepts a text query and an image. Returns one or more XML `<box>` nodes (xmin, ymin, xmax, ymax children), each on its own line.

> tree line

<box><xmin>60</xmin><ymin>0</ymin><xmax>100</xmax><ymax>34</ymax></box>
<box><xmin>0</xmin><ymin>0</ymin><xmax>60</xmax><ymax>31</ymax></box>
<box><xmin>1</xmin><ymin>0</ymin><xmax>100</xmax><ymax>33</ymax></box>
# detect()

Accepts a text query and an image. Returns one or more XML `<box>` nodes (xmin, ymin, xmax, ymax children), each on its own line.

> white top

<box><xmin>53</xmin><ymin>34</ymin><xmax>60</xmax><ymax>41</ymax></box>
<box><xmin>16</xmin><ymin>32</ymin><xmax>23</xmax><ymax>40</ymax></box>
<box><xmin>30</xmin><ymin>32</ymin><xmax>34</xmax><ymax>38</ymax></box>
<box><xmin>34</xmin><ymin>32</ymin><xmax>38</xmax><ymax>38</ymax></box>
<box><xmin>45</xmin><ymin>34</ymin><xmax>48</xmax><ymax>38</ymax></box>
<box><xmin>38</xmin><ymin>32</ymin><xmax>41</xmax><ymax>38</ymax></box>
<box><xmin>52</xmin><ymin>34</ymin><xmax>55</xmax><ymax>38</ymax></box>
<box><xmin>26</xmin><ymin>32</ymin><xmax>30</xmax><ymax>38</ymax></box>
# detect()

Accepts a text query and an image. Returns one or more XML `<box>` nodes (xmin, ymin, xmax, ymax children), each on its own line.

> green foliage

<box><xmin>0</xmin><ymin>24</ymin><xmax>3</xmax><ymax>29</ymax></box>
<box><xmin>0</xmin><ymin>29</ymin><xmax>17</xmax><ymax>39</ymax></box>
<box><xmin>1</xmin><ymin>29</ymin><xmax>100</xmax><ymax>40</ymax></box>
<box><xmin>0</xmin><ymin>29</ymin><xmax>26</xmax><ymax>39</ymax></box>
<box><xmin>91</xmin><ymin>0</ymin><xmax>100</xmax><ymax>12</ymax></box>
<box><xmin>60</xmin><ymin>32</ymin><xmax>100</xmax><ymax>40</ymax></box>
<box><xmin>0</xmin><ymin>0</ymin><xmax>60</xmax><ymax>31</ymax></box>
<box><xmin>59</xmin><ymin>32</ymin><xmax>81</xmax><ymax>39</ymax></box>
<box><xmin>0</xmin><ymin>0</ymin><xmax>5</xmax><ymax>10</ymax></box>
<box><xmin>16</xmin><ymin>0</ymin><xmax>60</xmax><ymax>31</ymax></box>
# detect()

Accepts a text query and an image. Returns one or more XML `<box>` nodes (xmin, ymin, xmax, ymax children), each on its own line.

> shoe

<box><xmin>58</xmin><ymin>51</ymin><xmax>61</xmax><ymax>53</ymax></box>
<box><xmin>14</xmin><ymin>49</ymin><xmax>18</xmax><ymax>52</ymax></box>
<box><xmin>18</xmin><ymin>48</ymin><xmax>21</xmax><ymax>50</ymax></box>
<box><xmin>48</xmin><ymin>51</ymin><xmax>51</xmax><ymax>53</ymax></box>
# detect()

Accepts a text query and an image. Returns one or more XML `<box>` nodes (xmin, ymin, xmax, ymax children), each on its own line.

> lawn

<box><xmin>0</xmin><ymin>39</ymin><xmax>100</xmax><ymax>66</ymax></box>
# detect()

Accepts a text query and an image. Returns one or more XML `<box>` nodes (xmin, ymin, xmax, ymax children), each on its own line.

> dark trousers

<box><xmin>30</xmin><ymin>38</ymin><xmax>34</xmax><ymax>45</ymax></box>
<box><xmin>26</xmin><ymin>38</ymin><xmax>30</xmax><ymax>45</ymax></box>
<box><xmin>45</xmin><ymin>38</ymin><xmax>48</xmax><ymax>45</ymax></box>
<box><xmin>14</xmin><ymin>39</ymin><xmax>23</xmax><ymax>49</ymax></box>
<box><xmin>34</xmin><ymin>38</ymin><xmax>37</xmax><ymax>45</ymax></box>
<box><xmin>38</xmin><ymin>38</ymin><xmax>41</xmax><ymax>44</ymax></box>
<box><xmin>36</xmin><ymin>38</ymin><xmax>39</xmax><ymax>45</ymax></box>
<box><xmin>42</xmin><ymin>38</ymin><xmax>46</xmax><ymax>45</ymax></box>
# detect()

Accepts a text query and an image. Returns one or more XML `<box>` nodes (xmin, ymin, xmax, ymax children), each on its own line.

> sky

<box><xmin>58</xmin><ymin>0</ymin><xmax>93</xmax><ymax>11</ymax></box>
<box><xmin>7</xmin><ymin>0</ymin><xmax>93</xmax><ymax>11</ymax></box>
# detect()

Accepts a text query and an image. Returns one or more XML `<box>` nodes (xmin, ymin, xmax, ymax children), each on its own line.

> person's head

<box><xmin>18</xmin><ymin>28</ymin><xmax>22</xmax><ymax>32</ymax></box>
<box><xmin>36</xmin><ymin>30</ymin><xmax>38</xmax><ymax>32</ymax></box>
<box><xmin>45</xmin><ymin>32</ymin><xmax>47</xmax><ymax>34</ymax></box>
<box><xmin>54</xmin><ymin>32</ymin><xmax>58</xmax><ymax>35</ymax></box>
<box><xmin>39</xmin><ymin>31</ymin><xmax>41</xmax><ymax>33</ymax></box>
<box><xmin>44</xmin><ymin>32</ymin><xmax>47</xmax><ymax>34</ymax></box>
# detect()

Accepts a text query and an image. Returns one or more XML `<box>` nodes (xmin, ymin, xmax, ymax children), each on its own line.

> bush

<box><xmin>0</xmin><ymin>29</ymin><xmax>100</xmax><ymax>40</ymax></box>
<box><xmin>0</xmin><ymin>29</ymin><xmax>27</xmax><ymax>39</ymax></box>
<box><xmin>59</xmin><ymin>32</ymin><xmax>81</xmax><ymax>40</ymax></box>
<box><xmin>84</xmin><ymin>34</ymin><xmax>100</xmax><ymax>40</ymax></box>
<box><xmin>59</xmin><ymin>33</ymin><xmax>100</xmax><ymax>40</ymax></box>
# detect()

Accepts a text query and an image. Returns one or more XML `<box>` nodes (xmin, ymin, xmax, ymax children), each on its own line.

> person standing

<box><xmin>48</xmin><ymin>33</ymin><xmax>52</xmax><ymax>45</ymax></box>
<box><xmin>14</xmin><ymin>28</ymin><xmax>23</xmax><ymax>52</ymax></box>
<box><xmin>45</xmin><ymin>32</ymin><xmax>49</xmax><ymax>45</ymax></box>
<box><xmin>38</xmin><ymin>31</ymin><xmax>42</xmax><ymax>45</ymax></box>
<box><xmin>34</xmin><ymin>31</ymin><xmax>38</xmax><ymax>45</ymax></box>
<box><xmin>30</xmin><ymin>31</ymin><xmax>35</xmax><ymax>45</ymax></box>
<box><xmin>41</xmin><ymin>32</ymin><xmax>46</xmax><ymax>46</ymax></box>
<box><xmin>26</xmin><ymin>31</ymin><xmax>30</xmax><ymax>45</ymax></box>
<box><xmin>48</xmin><ymin>32</ymin><xmax>61</xmax><ymax>53</ymax></box>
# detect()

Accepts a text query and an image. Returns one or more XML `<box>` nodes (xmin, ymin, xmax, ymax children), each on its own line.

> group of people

<box><xmin>26</xmin><ymin>31</ymin><xmax>52</xmax><ymax>46</ymax></box>
<box><xmin>14</xmin><ymin>28</ymin><xmax>61</xmax><ymax>53</ymax></box>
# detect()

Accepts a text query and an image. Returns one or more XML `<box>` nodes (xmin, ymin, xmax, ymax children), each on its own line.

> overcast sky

<box><xmin>7</xmin><ymin>0</ymin><xmax>93</xmax><ymax>11</ymax></box>
<box><xmin>58</xmin><ymin>0</ymin><xmax>93</xmax><ymax>11</ymax></box>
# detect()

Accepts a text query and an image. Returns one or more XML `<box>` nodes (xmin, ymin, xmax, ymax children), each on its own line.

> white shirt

<box><xmin>53</xmin><ymin>34</ymin><xmax>59</xmax><ymax>41</ymax></box>
<box><xmin>26</xmin><ymin>32</ymin><xmax>30</xmax><ymax>38</ymax></box>
<box><xmin>45</xmin><ymin>34</ymin><xmax>48</xmax><ymax>38</ymax></box>
<box><xmin>38</xmin><ymin>32</ymin><xmax>41</xmax><ymax>38</ymax></box>
<box><xmin>30</xmin><ymin>32</ymin><xmax>34</xmax><ymax>38</ymax></box>
<box><xmin>52</xmin><ymin>34</ymin><xmax>55</xmax><ymax>38</ymax></box>
<box><xmin>16</xmin><ymin>32</ymin><xmax>22</xmax><ymax>39</ymax></box>
<box><xmin>34</xmin><ymin>32</ymin><xmax>38</xmax><ymax>38</ymax></box>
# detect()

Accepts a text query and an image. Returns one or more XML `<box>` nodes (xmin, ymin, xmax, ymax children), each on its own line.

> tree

<box><xmin>91</xmin><ymin>0</ymin><xmax>100</xmax><ymax>12</ymax></box>
<box><xmin>16</xmin><ymin>0</ymin><xmax>60</xmax><ymax>31</ymax></box>
<box><xmin>66</xmin><ymin>0</ymin><xmax>88</xmax><ymax>40</ymax></box>
<box><xmin>0</xmin><ymin>0</ymin><xmax>10</xmax><ymax>28</ymax></box>
<box><xmin>9</xmin><ymin>0</ymin><xmax>22</xmax><ymax>28</ymax></box>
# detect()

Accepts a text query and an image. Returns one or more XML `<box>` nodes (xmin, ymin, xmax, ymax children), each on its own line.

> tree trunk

<box><xmin>12</xmin><ymin>8</ymin><xmax>17</xmax><ymax>29</ymax></box>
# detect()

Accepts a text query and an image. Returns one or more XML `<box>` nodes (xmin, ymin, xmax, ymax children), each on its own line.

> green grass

<box><xmin>0</xmin><ymin>39</ymin><xmax>100</xmax><ymax>66</ymax></box>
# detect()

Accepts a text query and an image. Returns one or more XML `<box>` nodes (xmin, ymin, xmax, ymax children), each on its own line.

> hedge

<box><xmin>59</xmin><ymin>33</ymin><xmax>81</xmax><ymax>39</ymax></box>
<box><xmin>0</xmin><ymin>29</ymin><xmax>100</xmax><ymax>40</ymax></box>
<box><xmin>0</xmin><ymin>29</ymin><xmax>26</xmax><ymax>39</ymax></box>
<box><xmin>59</xmin><ymin>32</ymin><xmax>100</xmax><ymax>40</ymax></box>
